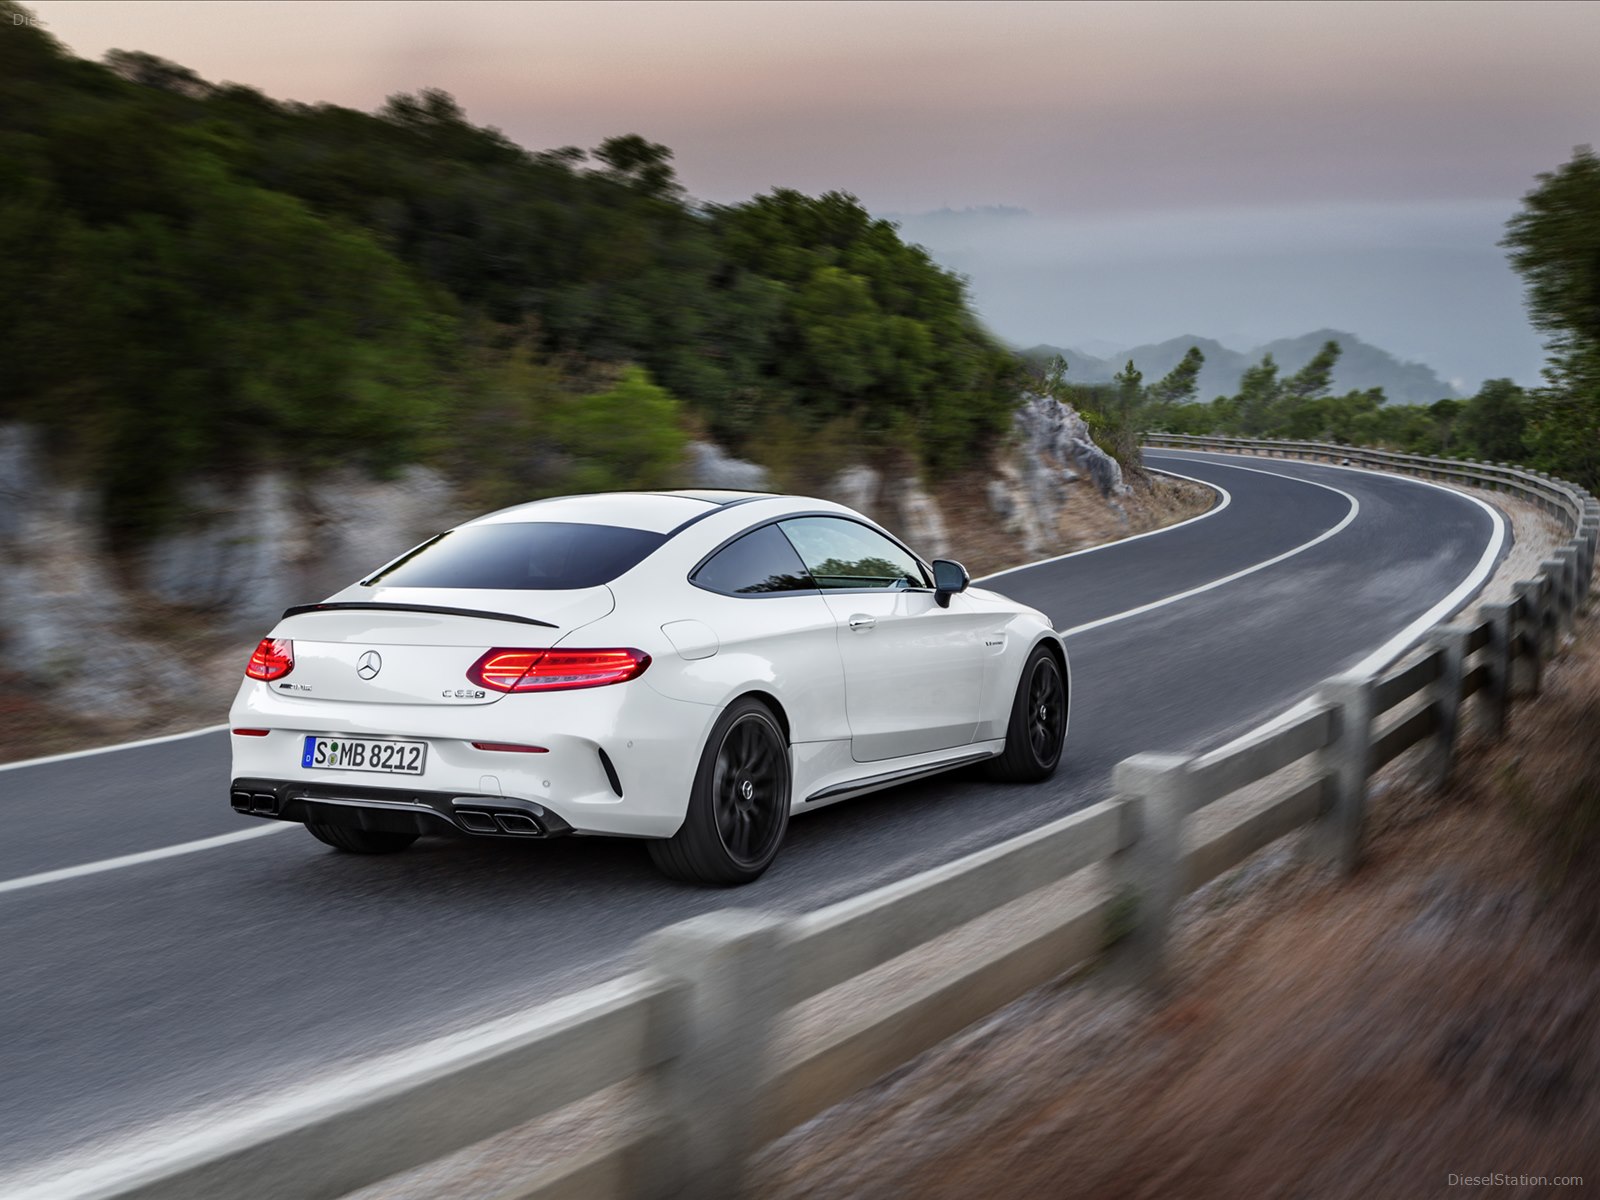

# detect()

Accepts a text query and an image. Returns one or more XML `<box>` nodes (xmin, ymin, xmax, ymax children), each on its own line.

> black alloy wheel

<box><xmin>648</xmin><ymin>697</ymin><xmax>792</xmax><ymax>885</ymax></box>
<box><xmin>986</xmin><ymin>645</ymin><xmax>1068</xmax><ymax>782</ymax></box>
<box><xmin>1027</xmin><ymin>654</ymin><xmax>1067</xmax><ymax>766</ymax></box>
<box><xmin>712</xmin><ymin>712</ymin><xmax>788</xmax><ymax>867</ymax></box>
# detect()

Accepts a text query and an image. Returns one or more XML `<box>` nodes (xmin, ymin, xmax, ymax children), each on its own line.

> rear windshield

<box><xmin>363</xmin><ymin>522</ymin><xmax>666</xmax><ymax>591</ymax></box>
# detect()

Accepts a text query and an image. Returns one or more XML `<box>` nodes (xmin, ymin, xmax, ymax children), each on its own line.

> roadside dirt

<box><xmin>750</xmin><ymin>609</ymin><xmax>1600</xmax><ymax>1200</ymax></box>
<box><xmin>939</xmin><ymin>464</ymin><xmax>1213</xmax><ymax>581</ymax></box>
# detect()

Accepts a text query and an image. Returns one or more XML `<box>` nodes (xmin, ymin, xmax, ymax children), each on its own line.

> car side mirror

<box><xmin>931</xmin><ymin>559</ymin><xmax>970</xmax><ymax>608</ymax></box>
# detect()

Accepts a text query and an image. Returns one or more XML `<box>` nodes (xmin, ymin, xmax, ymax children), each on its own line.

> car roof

<box><xmin>469</xmin><ymin>490</ymin><xmax>780</xmax><ymax>534</ymax></box>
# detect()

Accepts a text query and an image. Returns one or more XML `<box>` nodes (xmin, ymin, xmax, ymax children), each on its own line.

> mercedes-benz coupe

<box><xmin>229</xmin><ymin>491</ymin><xmax>1069</xmax><ymax>884</ymax></box>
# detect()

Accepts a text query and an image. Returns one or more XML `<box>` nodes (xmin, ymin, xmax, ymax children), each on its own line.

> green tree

<box><xmin>592</xmin><ymin>134</ymin><xmax>682</xmax><ymax>200</ymax></box>
<box><xmin>549</xmin><ymin>366</ymin><xmax>688</xmax><ymax>491</ymax></box>
<box><xmin>1147</xmin><ymin>346</ymin><xmax>1205</xmax><ymax>411</ymax></box>
<box><xmin>102</xmin><ymin>49</ymin><xmax>213</xmax><ymax>98</ymax></box>
<box><xmin>711</xmin><ymin>188</ymin><xmax>1020</xmax><ymax>470</ymax></box>
<box><xmin>1456</xmin><ymin>378</ymin><xmax>1528</xmax><ymax>462</ymax></box>
<box><xmin>1282</xmin><ymin>339</ymin><xmax>1341</xmax><ymax>406</ymax></box>
<box><xmin>1503</xmin><ymin>146</ymin><xmax>1600</xmax><ymax>487</ymax></box>
<box><xmin>1232</xmin><ymin>354</ymin><xmax>1283</xmax><ymax>435</ymax></box>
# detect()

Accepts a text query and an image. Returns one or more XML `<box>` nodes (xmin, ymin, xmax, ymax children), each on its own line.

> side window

<box><xmin>778</xmin><ymin>517</ymin><xmax>929</xmax><ymax>591</ymax></box>
<box><xmin>692</xmin><ymin>524</ymin><xmax>818</xmax><ymax>595</ymax></box>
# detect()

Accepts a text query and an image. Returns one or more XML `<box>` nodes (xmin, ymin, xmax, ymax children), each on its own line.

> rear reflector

<box><xmin>466</xmin><ymin>648</ymin><xmax>650</xmax><ymax>693</ymax></box>
<box><xmin>470</xmin><ymin>742</ymin><xmax>549</xmax><ymax>754</ymax></box>
<box><xmin>231</xmin><ymin>728</ymin><xmax>271</xmax><ymax>737</ymax></box>
<box><xmin>246</xmin><ymin>638</ymin><xmax>294</xmax><ymax>681</ymax></box>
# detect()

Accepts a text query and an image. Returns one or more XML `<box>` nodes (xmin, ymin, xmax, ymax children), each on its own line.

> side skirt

<box><xmin>801</xmin><ymin>746</ymin><xmax>1001</xmax><ymax>808</ymax></box>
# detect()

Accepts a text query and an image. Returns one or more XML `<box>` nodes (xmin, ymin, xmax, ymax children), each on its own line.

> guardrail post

<box><xmin>1481</xmin><ymin>601</ymin><xmax>1514</xmax><ymax>739</ymax></box>
<box><xmin>1538</xmin><ymin>562</ymin><xmax>1566</xmax><ymax>644</ymax></box>
<box><xmin>634</xmin><ymin>910</ymin><xmax>789</xmax><ymax>1200</ymax></box>
<box><xmin>1581</xmin><ymin>520</ymin><xmax>1599</xmax><ymax>606</ymax></box>
<box><xmin>1510</xmin><ymin>581</ymin><xmax>1543</xmax><ymax>696</ymax></box>
<box><xmin>1313</xmin><ymin>674</ymin><xmax>1375</xmax><ymax>874</ymax></box>
<box><xmin>1557</xmin><ymin>546</ymin><xmax>1580</xmax><ymax>630</ymax></box>
<box><xmin>1427</xmin><ymin>626</ymin><xmax>1471</xmax><ymax>788</ymax></box>
<box><xmin>1106</xmin><ymin>754</ymin><xmax>1194</xmax><ymax>990</ymax></box>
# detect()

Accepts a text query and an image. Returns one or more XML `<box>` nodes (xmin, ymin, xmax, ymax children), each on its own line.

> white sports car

<box><xmin>229</xmin><ymin>491</ymin><xmax>1069</xmax><ymax>884</ymax></box>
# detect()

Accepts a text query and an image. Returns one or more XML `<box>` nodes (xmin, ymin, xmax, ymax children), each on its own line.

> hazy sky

<box><xmin>28</xmin><ymin>0</ymin><xmax>1600</xmax><ymax>388</ymax></box>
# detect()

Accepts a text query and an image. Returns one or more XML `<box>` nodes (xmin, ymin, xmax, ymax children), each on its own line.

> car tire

<box><xmin>648</xmin><ymin>697</ymin><xmax>792</xmax><ymax>886</ymax></box>
<box><xmin>305</xmin><ymin>822</ymin><xmax>419</xmax><ymax>854</ymax></box>
<box><xmin>985</xmin><ymin>643</ymin><xmax>1067</xmax><ymax>782</ymax></box>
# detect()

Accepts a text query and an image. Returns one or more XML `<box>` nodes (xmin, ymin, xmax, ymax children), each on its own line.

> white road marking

<box><xmin>0</xmin><ymin>824</ymin><xmax>293</xmax><ymax>897</ymax></box>
<box><xmin>1167</xmin><ymin>451</ymin><xmax>1509</xmax><ymax>761</ymax></box>
<box><xmin>0</xmin><ymin>723</ymin><xmax>229</xmax><ymax>774</ymax></box>
<box><xmin>1157</xmin><ymin>451</ymin><xmax>1508</xmax><ymax>677</ymax></box>
<box><xmin>1057</xmin><ymin>463</ymin><xmax>1362</xmax><ymax>638</ymax></box>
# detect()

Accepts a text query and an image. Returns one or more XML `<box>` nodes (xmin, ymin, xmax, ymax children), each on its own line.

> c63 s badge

<box><xmin>442</xmin><ymin>688</ymin><xmax>487</xmax><ymax>700</ymax></box>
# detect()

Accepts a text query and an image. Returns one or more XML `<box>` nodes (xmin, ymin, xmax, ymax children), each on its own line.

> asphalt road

<box><xmin>0</xmin><ymin>451</ymin><xmax>1504</xmax><ymax>1183</ymax></box>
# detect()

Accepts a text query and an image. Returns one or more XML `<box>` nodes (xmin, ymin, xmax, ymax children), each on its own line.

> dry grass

<box><xmin>751</xmin><ymin>610</ymin><xmax>1600</xmax><ymax>1200</ymax></box>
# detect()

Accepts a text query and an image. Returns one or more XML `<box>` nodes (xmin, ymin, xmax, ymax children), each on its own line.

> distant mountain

<box><xmin>1023</xmin><ymin>330</ymin><xmax>1459</xmax><ymax>405</ymax></box>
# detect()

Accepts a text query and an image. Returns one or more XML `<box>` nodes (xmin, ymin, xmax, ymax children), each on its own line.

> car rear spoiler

<box><xmin>280</xmin><ymin>602</ymin><xmax>558</xmax><ymax>629</ymax></box>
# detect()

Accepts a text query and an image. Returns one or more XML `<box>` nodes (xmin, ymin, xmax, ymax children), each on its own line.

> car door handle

<box><xmin>847</xmin><ymin>614</ymin><xmax>876</xmax><ymax>631</ymax></box>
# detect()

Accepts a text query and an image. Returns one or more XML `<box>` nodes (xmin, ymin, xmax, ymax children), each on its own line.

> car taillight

<box><xmin>246</xmin><ymin>638</ymin><xmax>294</xmax><ymax>681</ymax></box>
<box><xmin>466</xmin><ymin>647</ymin><xmax>650</xmax><ymax>693</ymax></box>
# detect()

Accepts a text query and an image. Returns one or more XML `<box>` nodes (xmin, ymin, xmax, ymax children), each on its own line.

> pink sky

<box><xmin>28</xmin><ymin>0</ymin><xmax>1600</xmax><ymax>214</ymax></box>
<box><xmin>25</xmin><ymin>0</ymin><xmax>1600</xmax><ymax>383</ymax></box>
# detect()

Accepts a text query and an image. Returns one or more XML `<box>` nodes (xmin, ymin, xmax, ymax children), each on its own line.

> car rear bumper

<box><xmin>228</xmin><ymin>677</ymin><xmax>719</xmax><ymax>838</ymax></box>
<box><xmin>230</xmin><ymin>777</ymin><xmax>576</xmax><ymax>839</ymax></box>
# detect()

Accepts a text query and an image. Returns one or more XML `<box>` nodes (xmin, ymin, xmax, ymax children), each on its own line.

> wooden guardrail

<box><xmin>46</xmin><ymin>441</ymin><xmax>1599</xmax><ymax>1200</ymax></box>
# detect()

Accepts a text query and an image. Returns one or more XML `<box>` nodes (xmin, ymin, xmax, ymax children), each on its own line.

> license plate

<box><xmin>302</xmin><ymin>736</ymin><xmax>427</xmax><ymax>775</ymax></box>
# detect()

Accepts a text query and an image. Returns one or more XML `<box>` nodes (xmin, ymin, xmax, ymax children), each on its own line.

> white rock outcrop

<box><xmin>0</xmin><ymin>423</ymin><xmax>462</xmax><ymax>718</ymax></box>
<box><xmin>892</xmin><ymin>477</ymin><xmax>950</xmax><ymax>560</ymax></box>
<box><xmin>0</xmin><ymin>425</ymin><xmax>185</xmax><ymax>716</ymax></box>
<box><xmin>828</xmin><ymin>465</ymin><xmax>881</xmax><ymax>516</ymax></box>
<box><xmin>988</xmin><ymin>393</ymin><xmax>1131</xmax><ymax>552</ymax></box>
<box><xmin>684</xmin><ymin>440</ymin><xmax>771</xmax><ymax>491</ymax></box>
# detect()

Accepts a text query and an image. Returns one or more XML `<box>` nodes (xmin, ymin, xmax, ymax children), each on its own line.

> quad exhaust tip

<box><xmin>231</xmin><ymin>790</ymin><xmax>280</xmax><ymax>817</ymax></box>
<box><xmin>493</xmin><ymin>812</ymin><xmax>542</xmax><ymax>834</ymax></box>
<box><xmin>454</xmin><ymin>808</ymin><xmax>546</xmax><ymax>836</ymax></box>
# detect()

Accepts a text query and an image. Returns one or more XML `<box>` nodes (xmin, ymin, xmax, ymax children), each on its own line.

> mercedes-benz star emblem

<box><xmin>356</xmin><ymin>650</ymin><xmax>383</xmax><ymax>681</ymax></box>
<box><xmin>740</xmin><ymin>779</ymin><xmax>755</xmax><ymax>801</ymax></box>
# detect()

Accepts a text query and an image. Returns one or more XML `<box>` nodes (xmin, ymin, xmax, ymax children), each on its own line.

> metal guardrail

<box><xmin>51</xmin><ymin>441</ymin><xmax>1600</xmax><ymax>1200</ymax></box>
<box><xmin>1145</xmin><ymin>432</ymin><xmax>1595</xmax><ymax>532</ymax></box>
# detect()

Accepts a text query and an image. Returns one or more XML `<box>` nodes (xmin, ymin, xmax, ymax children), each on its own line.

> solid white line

<box><xmin>0</xmin><ymin>723</ymin><xmax>229</xmax><ymax>774</ymax></box>
<box><xmin>1156</xmin><ymin>450</ymin><xmax>1509</xmax><ymax>676</ymax></box>
<box><xmin>976</xmin><ymin>466</ymin><xmax>1231</xmax><ymax>583</ymax></box>
<box><xmin>1057</xmin><ymin>466</ymin><xmax>1361</xmax><ymax>638</ymax></box>
<box><xmin>1168</xmin><ymin>450</ymin><xmax>1509</xmax><ymax>760</ymax></box>
<box><xmin>0</xmin><ymin>824</ymin><xmax>293</xmax><ymax>897</ymax></box>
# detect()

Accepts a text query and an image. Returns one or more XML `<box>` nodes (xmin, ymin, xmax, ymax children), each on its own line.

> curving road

<box><xmin>0</xmin><ymin>451</ymin><xmax>1505</xmax><ymax>1184</ymax></box>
